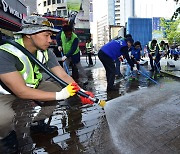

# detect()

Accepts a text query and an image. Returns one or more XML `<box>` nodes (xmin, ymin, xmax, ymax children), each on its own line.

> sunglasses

<box><xmin>41</xmin><ymin>20</ymin><xmax>54</xmax><ymax>28</ymax></box>
<box><xmin>23</xmin><ymin>20</ymin><xmax>54</xmax><ymax>28</ymax></box>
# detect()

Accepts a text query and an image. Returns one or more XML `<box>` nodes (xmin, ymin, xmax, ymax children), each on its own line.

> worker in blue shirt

<box><xmin>98</xmin><ymin>37</ymin><xmax>134</xmax><ymax>91</ymax></box>
<box><xmin>131</xmin><ymin>41</ymin><xmax>141</xmax><ymax>74</ymax></box>
<box><xmin>114</xmin><ymin>34</ymin><xmax>132</xmax><ymax>79</ymax></box>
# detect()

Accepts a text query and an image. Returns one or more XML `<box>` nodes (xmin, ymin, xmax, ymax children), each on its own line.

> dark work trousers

<box><xmin>115</xmin><ymin>58</ymin><xmax>121</xmax><ymax>76</ymax></box>
<box><xmin>98</xmin><ymin>50</ymin><xmax>116</xmax><ymax>89</ymax></box>
<box><xmin>87</xmin><ymin>53</ymin><xmax>93</xmax><ymax>65</ymax></box>
<box><xmin>154</xmin><ymin>53</ymin><xmax>161</xmax><ymax>71</ymax></box>
<box><xmin>148</xmin><ymin>53</ymin><xmax>155</xmax><ymax>70</ymax></box>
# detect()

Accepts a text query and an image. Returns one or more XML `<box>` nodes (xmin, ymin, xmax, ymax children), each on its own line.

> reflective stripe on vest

<box><xmin>0</xmin><ymin>43</ymin><xmax>30</xmax><ymax>80</ymax></box>
<box><xmin>157</xmin><ymin>44</ymin><xmax>165</xmax><ymax>51</ymax></box>
<box><xmin>148</xmin><ymin>42</ymin><xmax>156</xmax><ymax>54</ymax></box>
<box><xmin>86</xmin><ymin>42</ymin><xmax>92</xmax><ymax>53</ymax></box>
<box><xmin>0</xmin><ymin>39</ymin><xmax>48</xmax><ymax>94</ymax></box>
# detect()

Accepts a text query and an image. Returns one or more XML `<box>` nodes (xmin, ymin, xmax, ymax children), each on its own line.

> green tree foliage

<box><xmin>160</xmin><ymin>18</ymin><xmax>180</xmax><ymax>45</ymax></box>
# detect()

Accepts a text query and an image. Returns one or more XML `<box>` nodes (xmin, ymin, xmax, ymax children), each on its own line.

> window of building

<box><xmin>52</xmin><ymin>11</ymin><xmax>56</xmax><ymax>15</ymax></box>
<box><xmin>48</xmin><ymin>0</ymin><xmax>51</xmax><ymax>5</ymax></box>
<box><xmin>44</xmin><ymin>1</ymin><xmax>46</xmax><ymax>6</ymax></box>
<box><xmin>63</xmin><ymin>10</ymin><xmax>67</xmax><ymax>16</ymax></box>
<box><xmin>90</xmin><ymin>3</ymin><xmax>93</xmax><ymax>12</ymax></box>
<box><xmin>57</xmin><ymin>10</ymin><xmax>61</xmax><ymax>16</ymax></box>
<box><xmin>57</xmin><ymin>6</ymin><xmax>66</xmax><ymax>9</ymax></box>
<box><xmin>48</xmin><ymin>12</ymin><xmax>51</xmax><ymax>15</ymax></box>
<box><xmin>56</xmin><ymin>0</ymin><xmax>65</xmax><ymax>3</ymax></box>
<box><xmin>52</xmin><ymin>0</ymin><xmax>56</xmax><ymax>4</ymax></box>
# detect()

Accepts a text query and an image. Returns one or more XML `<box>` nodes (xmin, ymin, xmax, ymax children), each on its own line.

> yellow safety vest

<box><xmin>86</xmin><ymin>42</ymin><xmax>92</xmax><ymax>53</ymax></box>
<box><xmin>0</xmin><ymin>38</ymin><xmax>48</xmax><ymax>94</ymax></box>
<box><xmin>61</xmin><ymin>31</ymin><xmax>79</xmax><ymax>55</ymax></box>
<box><xmin>148</xmin><ymin>41</ymin><xmax>156</xmax><ymax>54</ymax></box>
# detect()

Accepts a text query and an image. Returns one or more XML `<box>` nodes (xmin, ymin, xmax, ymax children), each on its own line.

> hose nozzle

<box><xmin>93</xmin><ymin>98</ymin><xmax>106</xmax><ymax>107</ymax></box>
<box><xmin>80</xmin><ymin>93</ymin><xmax>106</xmax><ymax>108</ymax></box>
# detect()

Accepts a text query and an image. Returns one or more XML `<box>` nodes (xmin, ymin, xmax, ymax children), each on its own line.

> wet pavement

<box><xmin>13</xmin><ymin>56</ymin><xmax>180</xmax><ymax>154</ymax></box>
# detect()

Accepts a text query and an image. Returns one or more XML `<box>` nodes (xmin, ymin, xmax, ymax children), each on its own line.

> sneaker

<box><xmin>116</xmin><ymin>73</ymin><xmax>123</xmax><ymax>79</ymax></box>
<box><xmin>137</xmin><ymin>71</ymin><xmax>141</xmax><ymax>75</ymax></box>
<box><xmin>30</xmin><ymin>120</ymin><xmax>58</xmax><ymax>134</ymax></box>
<box><xmin>83</xmin><ymin>81</ymin><xmax>88</xmax><ymax>85</ymax></box>
<box><xmin>30</xmin><ymin>130</ymin><xmax>58</xmax><ymax>147</ymax></box>
<box><xmin>124</xmin><ymin>76</ymin><xmax>129</xmax><ymax>80</ymax></box>
<box><xmin>88</xmin><ymin>64</ymin><xmax>93</xmax><ymax>67</ymax></box>
<box><xmin>129</xmin><ymin>77</ymin><xmax>133</xmax><ymax>81</ymax></box>
<box><xmin>107</xmin><ymin>86</ymin><xmax>119</xmax><ymax>91</ymax></box>
<box><xmin>81</xmin><ymin>79</ymin><xmax>88</xmax><ymax>85</ymax></box>
<box><xmin>0</xmin><ymin>130</ymin><xmax>18</xmax><ymax>154</ymax></box>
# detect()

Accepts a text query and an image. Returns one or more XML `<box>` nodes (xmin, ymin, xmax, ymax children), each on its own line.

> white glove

<box><xmin>56</xmin><ymin>87</ymin><xmax>70</xmax><ymax>100</ymax></box>
<box><xmin>58</xmin><ymin>46</ymin><xmax>62</xmax><ymax>51</ymax></box>
<box><xmin>61</xmin><ymin>56</ymin><xmax>67</xmax><ymax>61</ymax></box>
<box><xmin>133</xmin><ymin>67</ymin><xmax>137</xmax><ymax>71</ymax></box>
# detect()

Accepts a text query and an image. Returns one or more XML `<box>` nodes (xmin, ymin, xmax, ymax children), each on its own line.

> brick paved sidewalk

<box><xmin>12</xmin><ymin>57</ymin><xmax>180</xmax><ymax>154</ymax></box>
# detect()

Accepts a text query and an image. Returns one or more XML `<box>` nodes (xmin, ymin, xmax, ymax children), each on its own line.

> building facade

<box><xmin>97</xmin><ymin>15</ymin><xmax>109</xmax><ymax>49</ymax></box>
<box><xmin>19</xmin><ymin>0</ymin><xmax>37</xmax><ymax>16</ymax></box>
<box><xmin>120</xmin><ymin>0</ymin><xmax>135</xmax><ymax>26</ymax></box>
<box><xmin>92</xmin><ymin>0</ymin><xmax>135</xmax><ymax>48</ymax></box>
<box><xmin>108</xmin><ymin>0</ymin><xmax>121</xmax><ymax>26</ymax></box>
<box><xmin>37</xmin><ymin>0</ymin><xmax>67</xmax><ymax>17</ymax></box>
<box><xmin>36</xmin><ymin>0</ymin><xmax>91</xmax><ymax>52</ymax></box>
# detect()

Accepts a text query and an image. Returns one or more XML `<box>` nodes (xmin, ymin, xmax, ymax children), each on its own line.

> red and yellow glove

<box><xmin>68</xmin><ymin>82</ymin><xmax>80</xmax><ymax>96</ymax></box>
<box><xmin>56</xmin><ymin>82</ymin><xmax>80</xmax><ymax>100</ymax></box>
<box><xmin>80</xmin><ymin>91</ymin><xmax>94</xmax><ymax>105</ymax></box>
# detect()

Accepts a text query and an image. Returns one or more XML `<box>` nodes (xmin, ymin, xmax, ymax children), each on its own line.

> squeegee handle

<box><xmin>6</xmin><ymin>40</ymin><xmax>95</xmax><ymax>101</ymax></box>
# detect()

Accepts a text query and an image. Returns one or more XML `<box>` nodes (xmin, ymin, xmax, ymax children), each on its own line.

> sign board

<box><xmin>66</xmin><ymin>0</ymin><xmax>82</xmax><ymax>11</ymax></box>
<box><xmin>1</xmin><ymin>0</ymin><xmax>24</xmax><ymax>19</ymax></box>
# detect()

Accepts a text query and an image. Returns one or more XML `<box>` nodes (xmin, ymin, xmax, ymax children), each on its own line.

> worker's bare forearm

<box><xmin>0</xmin><ymin>71</ymin><xmax>56</xmax><ymax>101</ymax></box>
<box><xmin>15</xmin><ymin>87</ymin><xmax>56</xmax><ymax>101</ymax></box>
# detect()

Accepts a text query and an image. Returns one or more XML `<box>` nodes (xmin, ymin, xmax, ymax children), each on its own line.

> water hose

<box><xmin>138</xmin><ymin>70</ymin><xmax>159</xmax><ymax>85</ymax></box>
<box><xmin>132</xmin><ymin>58</ymin><xmax>159</xmax><ymax>85</ymax></box>
<box><xmin>6</xmin><ymin>40</ymin><xmax>106</xmax><ymax>107</ymax></box>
